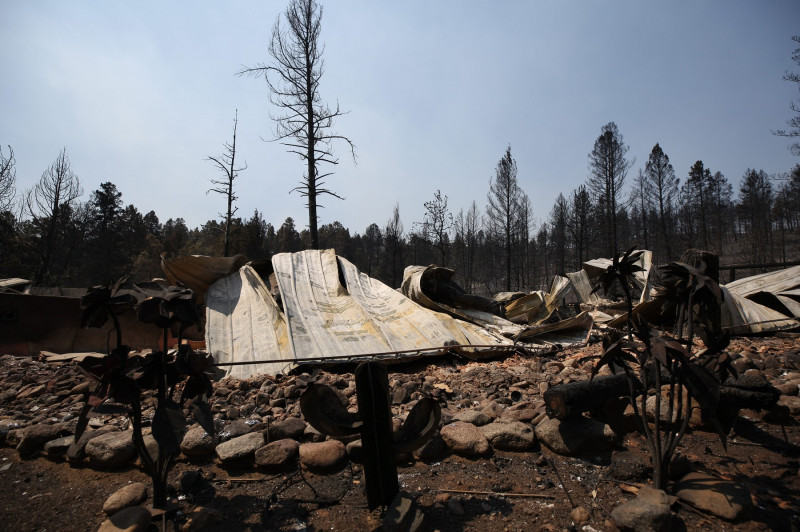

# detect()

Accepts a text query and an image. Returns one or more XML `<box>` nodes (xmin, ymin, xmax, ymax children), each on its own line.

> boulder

<box><xmin>611</xmin><ymin>486</ymin><xmax>672</xmax><ymax>532</ymax></box>
<box><xmin>440</xmin><ymin>421</ymin><xmax>491</xmax><ymax>457</ymax></box>
<box><xmin>674</xmin><ymin>471</ymin><xmax>752</xmax><ymax>521</ymax></box>
<box><xmin>299</xmin><ymin>440</ymin><xmax>346</xmax><ymax>471</ymax></box>
<box><xmin>86</xmin><ymin>431</ymin><xmax>136</xmax><ymax>469</ymax></box>
<box><xmin>66</xmin><ymin>427</ymin><xmax>118</xmax><ymax>463</ymax></box>
<box><xmin>103</xmin><ymin>482</ymin><xmax>148</xmax><ymax>515</ymax></box>
<box><xmin>268</xmin><ymin>417</ymin><xmax>307</xmax><ymax>441</ymax></box>
<box><xmin>43</xmin><ymin>435</ymin><xmax>75</xmax><ymax>457</ymax></box>
<box><xmin>215</xmin><ymin>432</ymin><xmax>265</xmax><ymax>464</ymax></box>
<box><xmin>97</xmin><ymin>506</ymin><xmax>152</xmax><ymax>532</ymax></box>
<box><xmin>181</xmin><ymin>427</ymin><xmax>217</xmax><ymax>459</ymax></box>
<box><xmin>479</xmin><ymin>420</ymin><xmax>536</xmax><ymax>451</ymax></box>
<box><xmin>255</xmin><ymin>438</ymin><xmax>299</xmax><ymax>469</ymax></box>
<box><xmin>534</xmin><ymin>416</ymin><xmax>617</xmax><ymax>456</ymax></box>
<box><xmin>453</xmin><ymin>410</ymin><xmax>492</xmax><ymax>426</ymax></box>
<box><xmin>16</xmin><ymin>422</ymin><xmax>68</xmax><ymax>458</ymax></box>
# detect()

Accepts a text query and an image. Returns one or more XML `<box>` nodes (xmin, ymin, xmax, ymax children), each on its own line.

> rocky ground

<box><xmin>0</xmin><ymin>333</ymin><xmax>799</xmax><ymax>531</ymax></box>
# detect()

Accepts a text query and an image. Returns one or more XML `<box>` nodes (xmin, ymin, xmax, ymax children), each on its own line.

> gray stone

<box><xmin>66</xmin><ymin>427</ymin><xmax>117</xmax><ymax>462</ymax></box>
<box><xmin>86</xmin><ymin>431</ymin><xmax>136</xmax><ymax>469</ymax></box>
<box><xmin>440</xmin><ymin>421</ymin><xmax>491</xmax><ymax>457</ymax></box>
<box><xmin>181</xmin><ymin>427</ymin><xmax>217</xmax><ymax>459</ymax></box>
<box><xmin>268</xmin><ymin>416</ymin><xmax>307</xmax><ymax>441</ymax></box>
<box><xmin>674</xmin><ymin>471</ymin><xmax>752</xmax><ymax>521</ymax></box>
<box><xmin>299</xmin><ymin>440</ymin><xmax>346</xmax><ymax>471</ymax></box>
<box><xmin>481</xmin><ymin>401</ymin><xmax>504</xmax><ymax>420</ymax></box>
<box><xmin>453</xmin><ymin>409</ymin><xmax>492</xmax><ymax>426</ymax></box>
<box><xmin>16</xmin><ymin>422</ymin><xmax>68</xmax><ymax>458</ymax></box>
<box><xmin>218</xmin><ymin>419</ymin><xmax>251</xmax><ymax>442</ymax></box>
<box><xmin>97</xmin><ymin>505</ymin><xmax>152</xmax><ymax>532</ymax></box>
<box><xmin>103</xmin><ymin>482</ymin><xmax>148</xmax><ymax>515</ymax></box>
<box><xmin>479</xmin><ymin>420</ymin><xmax>536</xmax><ymax>451</ymax></box>
<box><xmin>534</xmin><ymin>416</ymin><xmax>617</xmax><ymax>456</ymax></box>
<box><xmin>43</xmin><ymin>435</ymin><xmax>75</xmax><ymax>457</ymax></box>
<box><xmin>611</xmin><ymin>487</ymin><xmax>672</xmax><ymax>532</ymax></box>
<box><xmin>383</xmin><ymin>490</ymin><xmax>425</xmax><ymax>532</ymax></box>
<box><xmin>255</xmin><ymin>438</ymin><xmax>299</xmax><ymax>469</ymax></box>
<box><xmin>215</xmin><ymin>431</ymin><xmax>265</xmax><ymax>463</ymax></box>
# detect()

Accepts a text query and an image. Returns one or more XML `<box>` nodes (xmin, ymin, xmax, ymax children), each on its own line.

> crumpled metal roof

<box><xmin>206</xmin><ymin>249</ymin><xmax>513</xmax><ymax>379</ymax></box>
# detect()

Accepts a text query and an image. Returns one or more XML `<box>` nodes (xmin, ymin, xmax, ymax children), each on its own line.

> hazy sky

<box><xmin>2</xmin><ymin>1</ymin><xmax>799</xmax><ymax>236</ymax></box>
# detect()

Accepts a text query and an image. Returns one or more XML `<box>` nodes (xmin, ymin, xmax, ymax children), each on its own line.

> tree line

<box><xmin>0</xmin><ymin>135</ymin><xmax>798</xmax><ymax>293</ymax></box>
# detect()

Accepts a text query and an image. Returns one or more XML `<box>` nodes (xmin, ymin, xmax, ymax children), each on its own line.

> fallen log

<box><xmin>543</xmin><ymin>371</ymin><xmax>780</xmax><ymax>420</ymax></box>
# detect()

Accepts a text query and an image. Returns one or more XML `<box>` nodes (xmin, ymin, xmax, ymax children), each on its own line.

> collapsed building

<box><xmin>2</xmin><ymin>248</ymin><xmax>798</xmax><ymax>376</ymax></box>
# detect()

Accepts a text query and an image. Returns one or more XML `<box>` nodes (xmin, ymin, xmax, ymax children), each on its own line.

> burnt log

<box><xmin>544</xmin><ymin>371</ymin><xmax>780</xmax><ymax>420</ymax></box>
<box><xmin>544</xmin><ymin>374</ymin><xmax>642</xmax><ymax>420</ymax></box>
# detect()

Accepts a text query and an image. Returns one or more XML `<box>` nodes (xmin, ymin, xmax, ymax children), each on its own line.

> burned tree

<box><xmin>486</xmin><ymin>146</ymin><xmax>523</xmax><ymax>292</ymax></box>
<box><xmin>421</xmin><ymin>189</ymin><xmax>453</xmax><ymax>267</ymax></box>
<box><xmin>239</xmin><ymin>0</ymin><xmax>355</xmax><ymax>249</ymax></box>
<box><xmin>208</xmin><ymin>110</ymin><xmax>246</xmax><ymax>256</ymax></box>
<box><xmin>24</xmin><ymin>148</ymin><xmax>83</xmax><ymax>285</ymax></box>
<box><xmin>0</xmin><ymin>145</ymin><xmax>15</xmax><ymax>212</ymax></box>
<box><xmin>773</xmin><ymin>35</ymin><xmax>800</xmax><ymax>156</ymax></box>
<box><xmin>587</xmin><ymin>122</ymin><xmax>633</xmax><ymax>256</ymax></box>
<box><xmin>643</xmin><ymin>143</ymin><xmax>678</xmax><ymax>260</ymax></box>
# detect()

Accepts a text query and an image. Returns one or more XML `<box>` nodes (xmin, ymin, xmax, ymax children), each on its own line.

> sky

<box><xmin>1</xmin><ymin>1</ymin><xmax>799</xmax><ymax>237</ymax></box>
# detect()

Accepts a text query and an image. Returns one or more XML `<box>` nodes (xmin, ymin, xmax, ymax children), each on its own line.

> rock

<box><xmin>453</xmin><ymin>409</ymin><xmax>492</xmax><ymax>426</ymax></box>
<box><xmin>570</xmin><ymin>506</ymin><xmax>590</xmax><ymax>526</ymax></box>
<box><xmin>182</xmin><ymin>506</ymin><xmax>223</xmax><ymax>532</ymax></box>
<box><xmin>608</xmin><ymin>451</ymin><xmax>649</xmax><ymax>481</ymax></box>
<box><xmin>674</xmin><ymin>471</ymin><xmax>752</xmax><ymax>521</ymax></box>
<box><xmin>383</xmin><ymin>490</ymin><xmax>425</xmax><ymax>532</ymax></box>
<box><xmin>775</xmin><ymin>382</ymin><xmax>799</xmax><ymax>396</ymax></box>
<box><xmin>413</xmin><ymin>432</ymin><xmax>449</xmax><ymax>461</ymax></box>
<box><xmin>255</xmin><ymin>438</ymin><xmax>299</xmax><ymax>469</ymax></box>
<box><xmin>440</xmin><ymin>421</ymin><xmax>491</xmax><ymax>457</ymax></box>
<box><xmin>86</xmin><ymin>431</ymin><xmax>136</xmax><ymax>469</ymax></box>
<box><xmin>778</xmin><ymin>395</ymin><xmax>800</xmax><ymax>415</ymax></box>
<box><xmin>66</xmin><ymin>427</ymin><xmax>117</xmax><ymax>462</ymax></box>
<box><xmin>534</xmin><ymin>416</ymin><xmax>617</xmax><ymax>456</ymax></box>
<box><xmin>181</xmin><ymin>427</ymin><xmax>217</xmax><ymax>459</ymax></box>
<box><xmin>345</xmin><ymin>439</ymin><xmax>363</xmax><ymax>463</ymax></box>
<box><xmin>479</xmin><ymin>420</ymin><xmax>536</xmax><ymax>451</ymax></box>
<box><xmin>16</xmin><ymin>422</ymin><xmax>68</xmax><ymax>458</ymax></box>
<box><xmin>267</xmin><ymin>417</ymin><xmax>307</xmax><ymax>441</ymax></box>
<box><xmin>500</xmin><ymin>408</ymin><xmax>538</xmax><ymax>422</ymax></box>
<box><xmin>611</xmin><ymin>486</ymin><xmax>672</xmax><ymax>532</ymax></box>
<box><xmin>304</xmin><ymin>423</ymin><xmax>325</xmax><ymax>443</ymax></box>
<box><xmin>103</xmin><ymin>482</ymin><xmax>148</xmax><ymax>515</ymax></box>
<box><xmin>43</xmin><ymin>435</ymin><xmax>75</xmax><ymax>457</ymax></box>
<box><xmin>299</xmin><ymin>440</ymin><xmax>346</xmax><ymax>471</ymax></box>
<box><xmin>481</xmin><ymin>401</ymin><xmax>504</xmax><ymax>420</ymax></box>
<box><xmin>218</xmin><ymin>419</ymin><xmax>251</xmax><ymax>442</ymax></box>
<box><xmin>215</xmin><ymin>432</ymin><xmax>265</xmax><ymax>463</ymax></box>
<box><xmin>645</xmin><ymin>395</ymin><xmax>680</xmax><ymax>424</ymax></box>
<box><xmin>97</xmin><ymin>506</ymin><xmax>152</xmax><ymax>532</ymax></box>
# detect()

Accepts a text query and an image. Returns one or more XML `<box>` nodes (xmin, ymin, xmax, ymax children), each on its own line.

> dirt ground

<box><xmin>1</xmin><ymin>338</ymin><xmax>799</xmax><ymax>531</ymax></box>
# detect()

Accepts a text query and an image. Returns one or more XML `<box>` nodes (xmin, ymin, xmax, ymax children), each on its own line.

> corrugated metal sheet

<box><xmin>725</xmin><ymin>265</ymin><xmax>800</xmax><ymax>298</ymax></box>
<box><xmin>719</xmin><ymin>285</ymin><xmax>798</xmax><ymax>334</ymax></box>
<box><xmin>206</xmin><ymin>250</ymin><xmax>513</xmax><ymax>379</ymax></box>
